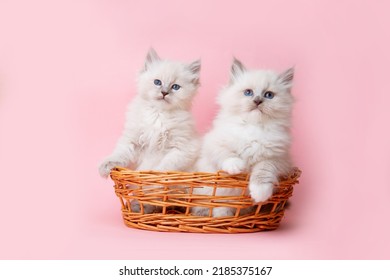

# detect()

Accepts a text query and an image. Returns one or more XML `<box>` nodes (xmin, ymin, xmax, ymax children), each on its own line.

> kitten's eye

<box><xmin>264</xmin><ymin>91</ymin><xmax>275</xmax><ymax>99</ymax></box>
<box><xmin>244</xmin><ymin>89</ymin><xmax>254</xmax><ymax>96</ymax></box>
<box><xmin>171</xmin><ymin>84</ymin><xmax>181</xmax><ymax>90</ymax></box>
<box><xmin>154</xmin><ymin>79</ymin><xmax>162</xmax><ymax>86</ymax></box>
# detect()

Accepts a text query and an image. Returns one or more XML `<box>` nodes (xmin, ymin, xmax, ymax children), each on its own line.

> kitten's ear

<box><xmin>278</xmin><ymin>67</ymin><xmax>294</xmax><ymax>88</ymax></box>
<box><xmin>188</xmin><ymin>59</ymin><xmax>201</xmax><ymax>75</ymax></box>
<box><xmin>144</xmin><ymin>48</ymin><xmax>161</xmax><ymax>70</ymax></box>
<box><xmin>188</xmin><ymin>59</ymin><xmax>201</xmax><ymax>84</ymax></box>
<box><xmin>230</xmin><ymin>57</ymin><xmax>246</xmax><ymax>83</ymax></box>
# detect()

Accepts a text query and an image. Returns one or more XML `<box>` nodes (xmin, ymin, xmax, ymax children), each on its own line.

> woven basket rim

<box><xmin>111</xmin><ymin>166</ymin><xmax>301</xmax><ymax>175</ymax></box>
<box><xmin>110</xmin><ymin>167</ymin><xmax>301</xmax><ymax>185</ymax></box>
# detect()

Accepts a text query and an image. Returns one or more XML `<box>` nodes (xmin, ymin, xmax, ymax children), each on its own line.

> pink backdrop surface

<box><xmin>0</xmin><ymin>0</ymin><xmax>389</xmax><ymax>259</ymax></box>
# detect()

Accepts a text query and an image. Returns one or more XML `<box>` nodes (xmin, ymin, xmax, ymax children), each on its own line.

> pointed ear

<box><xmin>144</xmin><ymin>48</ymin><xmax>160</xmax><ymax>70</ymax></box>
<box><xmin>230</xmin><ymin>57</ymin><xmax>246</xmax><ymax>83</ymax></box>
<box><xmin>188</xmin><ymin>59</ymin><xmax>201</xmax><ymax>75</ymax></box>
<box><xmin>278</xmin><ymin>67</ymin><xmax>294</xmax><ymax>88</ymax></box>
<box><xmin>188</xmin><ymin>59</ymin><xmax>201</xmax><ymax>84</ymax></box>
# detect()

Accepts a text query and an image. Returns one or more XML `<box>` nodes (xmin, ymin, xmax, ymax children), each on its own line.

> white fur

<box><xmin>99</xmin><ymin>49</ymin><xmax>201</xmax><ymax>213</ymax></box>
<box><xmin>192</xmin><ymin>59</ymin><xmax>294</xmax><ymax>217</ymax></box>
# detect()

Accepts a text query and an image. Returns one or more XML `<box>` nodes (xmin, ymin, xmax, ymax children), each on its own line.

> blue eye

<box><xmin>264</xmin><ymin>91</ymin><xmax>275</xmax><ymax>99</ymax></box>
<box><xmin>171</xmin><ymin>84</ymin><xmax>181</xmax><ymax>90</ymax></box>
<box><xmin>244</xmin><ymin>89</ymin><xmax>254</xmax><ymax>96</ymax></box>
<box><xmin>154</xmin><ymin>79</ymin><xmax>162</xmax><ymax>86</ymax></box>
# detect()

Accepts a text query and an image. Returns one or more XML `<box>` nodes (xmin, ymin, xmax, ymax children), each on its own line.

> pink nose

<box><xmin>161</xmin><ymin>91</ymin><xmax>169</xmax><ymax>97</ymax></box>
<box><xmin>253</xmin><ymin>98</ymin><xmax>263</xmax><ymax>106</ymax></box>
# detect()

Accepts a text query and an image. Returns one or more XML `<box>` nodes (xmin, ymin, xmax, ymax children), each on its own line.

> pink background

<box><xmin>1</xmin><ymin>0</ymin><xmax>389</xmax><ymax>259</ymax></box>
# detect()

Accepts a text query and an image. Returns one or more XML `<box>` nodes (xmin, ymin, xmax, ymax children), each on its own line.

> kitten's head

<box><xmin>137</xmin><ymin>48</ymin><xmax>201</xmax><ymax>110</ymax></box>
<box><xmin>218</xmin><ymin>58</ymin><xmax>294</xmax><ymax>123</ymax></box>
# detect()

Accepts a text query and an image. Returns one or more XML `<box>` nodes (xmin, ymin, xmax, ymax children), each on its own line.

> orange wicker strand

<box><xmin>110</xmin><ymin>167</ymin><xmax>301</xmax><ymax>233</ymax></box>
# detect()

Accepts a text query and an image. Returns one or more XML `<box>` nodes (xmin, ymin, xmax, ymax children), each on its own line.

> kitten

<box><xmin>99</xmin><ymin>49</ymin><xmax>201</xmax><ymax>213</ymax></box>
<box><xmin>192</xmin><ymin>58</ymin><xmax>294</xmax><ymax>217</ymax></box>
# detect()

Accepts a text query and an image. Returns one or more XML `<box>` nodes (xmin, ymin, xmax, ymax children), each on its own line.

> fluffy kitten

<box><xmin>192</xmin><ymin>58</ymin><xmax>294</xmax><ymax>217</ymax></box>
<box><xmin>99</xmin><ymin>49</ymin><xmax>201</xmax><ymax>213</ymax></box>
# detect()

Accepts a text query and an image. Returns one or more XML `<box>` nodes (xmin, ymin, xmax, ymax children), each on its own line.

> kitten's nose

<box><xmin>161</xmin><ymin>91</ymin><xmax>169</xmax><ymax>97</ymax></box>
<box><xmin>253</xmin><ymin>97</ymin><xmax>263</xmax><ymax>106</ymax></box>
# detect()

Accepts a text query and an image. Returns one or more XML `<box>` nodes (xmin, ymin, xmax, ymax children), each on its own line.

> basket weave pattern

<box><xmin>110</xmin><ymin>167</ymin><xmax>301</xmax><ymax>233</ymax></box>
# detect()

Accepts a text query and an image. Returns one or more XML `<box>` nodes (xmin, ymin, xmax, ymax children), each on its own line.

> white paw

<box><xmin>98</xmin><ymin>158</ymin><xmax>123</xmax><ymax>178</ymax></box>
<box><xmin>249</xmin><ymin>182</ymin><xmax>274</xmax><ymax>203</ymax></box>
<box><xmin>221</xmin><ymin>158</ymin><xmax>245</xmax><ymax>175</ymax></box>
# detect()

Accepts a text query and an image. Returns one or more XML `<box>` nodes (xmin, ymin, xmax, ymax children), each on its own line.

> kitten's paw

<box><xmin>98</xmin><ymin>158</ymin><xmax>123</xmax><ymax>178</ymax></box>
<box><xmin>213</xmin><ymin>207</ymin><xmax>235</xmax><ymax>217</ymax></box>
<box><xmin>221</xmin><ymin>158</ymin><xmax>245</xmax><ymax>175</ymax></box>
<box><xmin>249</xmin><ymin>182</ymin><xmax>274</xmax><ymax>203</ymax></box>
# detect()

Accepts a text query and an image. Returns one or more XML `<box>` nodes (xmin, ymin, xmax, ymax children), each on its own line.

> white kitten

<box><xmin>99</xmin><ymin>49</ymin><xmax>201</xmax><ymax>213</ymax></box>
<box><xmin>192</xmin><ymin>58</ymin><xmax>294</xmax><ymax>217</ymax></box>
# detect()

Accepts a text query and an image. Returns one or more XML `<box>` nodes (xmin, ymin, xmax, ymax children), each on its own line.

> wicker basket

<box><xmin>110</xmin><ymin>167</ymin><xmax>301</xmax><ymax>233</ymax></box>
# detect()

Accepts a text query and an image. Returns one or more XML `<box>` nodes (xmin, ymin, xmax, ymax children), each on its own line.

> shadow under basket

<box><xmin>110</xmin><ymin>167</ymin><xmax>301</xmax><ymax>233</ymax></box>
